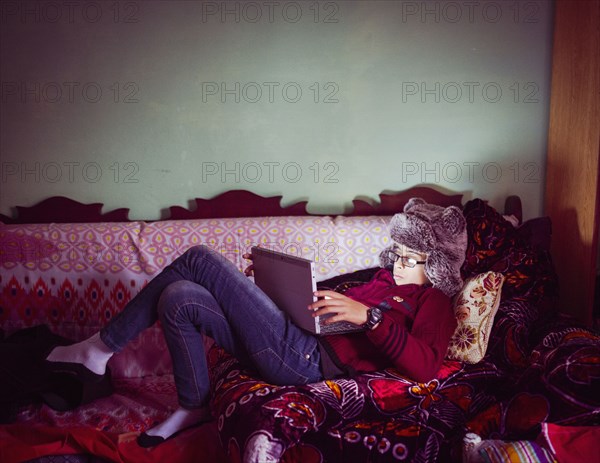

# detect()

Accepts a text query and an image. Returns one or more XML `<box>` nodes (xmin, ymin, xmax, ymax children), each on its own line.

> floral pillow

<box><xmin>446</xmin><ymin>271</ymin><xmax>505</xmax><ymax>363</ymax></box>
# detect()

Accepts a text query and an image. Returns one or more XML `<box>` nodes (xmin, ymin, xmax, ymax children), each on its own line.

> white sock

<box><xmin>145</xmin><ymin>406</ymin><xmax>212</xmax><ymax>439</ymax></box>
<box><xmin>46</xmin><ymin>332</ymin><xmax>114</xmax><ymax>375</ymax></box>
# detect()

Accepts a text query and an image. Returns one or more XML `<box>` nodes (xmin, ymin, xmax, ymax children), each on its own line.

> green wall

<box><xmin>0</xmin><ymin>1</ymin><xmax>553</xmax><ymax>220</ymax></box>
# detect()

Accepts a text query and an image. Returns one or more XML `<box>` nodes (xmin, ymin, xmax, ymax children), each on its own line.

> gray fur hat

<box><xmin>379</xmin><ymin>197</ymin><xmax>467</xmax><ymax>297</ymax></box>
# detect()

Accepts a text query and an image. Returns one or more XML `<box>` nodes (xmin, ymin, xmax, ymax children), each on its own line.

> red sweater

<box><xmin>320</xmin><ymin>269</ymin><xmax>456</xmax><ymax>382</ymax></box>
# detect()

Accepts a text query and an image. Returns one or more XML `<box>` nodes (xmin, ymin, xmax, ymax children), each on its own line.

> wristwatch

<box><xmin>363</xmin><ymin>307</ymin><xmax>383</xmax><ymax>330</ymax></box>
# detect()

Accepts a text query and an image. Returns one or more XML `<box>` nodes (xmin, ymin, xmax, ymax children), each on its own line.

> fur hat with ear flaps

<box><xmin>379</xmin><ymin>197</ymin><xmax>468</xmax><ymax>297</ymax></box>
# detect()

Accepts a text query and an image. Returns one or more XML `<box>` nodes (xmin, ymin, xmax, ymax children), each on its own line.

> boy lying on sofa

<box><xmin>45</xmin><ymin>198</ymin><xmax>467</xmax><ymax>448</ymax></box>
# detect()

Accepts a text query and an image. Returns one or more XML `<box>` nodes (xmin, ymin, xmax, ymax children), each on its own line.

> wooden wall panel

<box><xmin>545</xmin><ymin>0</ymin><xmax>600</xmax><ymax>326</ymax></box>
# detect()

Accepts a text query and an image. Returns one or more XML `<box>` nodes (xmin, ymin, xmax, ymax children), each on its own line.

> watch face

<box><xmin>365</xmin><ymin>307</ymin><xmax>383</xmax><ymax>329</ymax></box>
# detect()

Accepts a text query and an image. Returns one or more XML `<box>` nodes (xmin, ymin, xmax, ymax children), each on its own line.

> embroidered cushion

<box><xmin>446</xmin><ymin>271</ymin><xmax>504</xmax><ymax>363</ymax></box>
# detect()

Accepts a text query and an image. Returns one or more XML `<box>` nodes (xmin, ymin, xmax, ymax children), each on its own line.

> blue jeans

<box><xmin>100</xmin><ymin>245</ymin><xmax>323</xmax><ymax>409</ymax></box>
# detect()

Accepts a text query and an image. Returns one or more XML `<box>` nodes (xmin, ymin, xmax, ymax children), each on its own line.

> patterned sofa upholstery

<box><xmin>1</xmin><ymin>198</ymin><xmax>598</xmax><ymax>463</ymax></box>
<box><xmin>1</xmin><ymin>214</ymin><xmax>391</xmax><ymax>379</ymax></box>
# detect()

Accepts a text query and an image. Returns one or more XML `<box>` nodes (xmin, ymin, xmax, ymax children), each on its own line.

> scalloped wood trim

<box><xmin>168</xmin><ymin>191</ymin><xmax>308</xmax><ymax>219</ymax></box>
<box><xmin>351</xmin><ymin>186</ymin><xmax>463</xmax><ymax>216</ymax></box>
<box><xmin>0</xmin><ymin>188</ymin><xmax>522</xmax><ymax>224</ymax></box>
<box><xmin>0</xmin><ymin>196</ymin><xmax>129</xmax><ymax>224</ymax></box>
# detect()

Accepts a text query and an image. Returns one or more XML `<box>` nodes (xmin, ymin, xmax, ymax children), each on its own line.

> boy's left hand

<box><xmin>308</xmin><ymin>290</ymin><xmax>369</xmax><ymax>326</ymax></box>
<box><xmin>242</xmin><ymin>252</ymin><xmax>254</xmax><ymax>276</ymax></box>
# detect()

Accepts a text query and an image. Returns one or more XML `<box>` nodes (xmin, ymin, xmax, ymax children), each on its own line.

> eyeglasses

<box><xmin>385</xmin><ymin>250</ymin><xmax>426</xmax><ymax>268</ymax></box>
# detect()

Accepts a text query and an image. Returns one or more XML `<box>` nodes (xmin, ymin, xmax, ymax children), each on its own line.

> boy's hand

<box><xmin>242</xmin><ymin>252</ymin><xmax>254</xmax><ymax>277</ymax></box>
<box><xmin>307</xmin><ymin>290</ymin><xmax>369</xmax><ymax>326</ymax></box>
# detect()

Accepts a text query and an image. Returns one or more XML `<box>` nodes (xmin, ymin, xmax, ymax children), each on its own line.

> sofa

<box><xmin>0</xmin><ymin>188</ymin><xmax>598</xmax><ymax>463</ymax></box>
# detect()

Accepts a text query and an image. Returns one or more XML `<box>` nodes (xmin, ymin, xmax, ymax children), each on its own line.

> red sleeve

<box><xmin>365</xmin><ymin>289</ymin><xmax>456</xmax><ymax>382</ymax></box>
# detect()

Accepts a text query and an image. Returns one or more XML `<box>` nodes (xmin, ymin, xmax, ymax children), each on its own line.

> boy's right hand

<box><xmin>308</xmin><ymin>290</ymin><xmax>370</xmax><ymax>327</ymax></box>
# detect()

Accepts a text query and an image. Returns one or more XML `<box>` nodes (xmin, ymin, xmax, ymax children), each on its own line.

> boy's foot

<box><xmin>45</xmin><ymin>332</ymin><xmax>113</xmax><ymax>380</ymax></box>
<box><xmin>137</xmin><ymin>407</ymin><xmax>213</xmax><ymax>448</ymax></box>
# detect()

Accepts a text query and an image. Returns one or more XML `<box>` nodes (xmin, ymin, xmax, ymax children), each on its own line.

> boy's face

<box><xmin>391</xmin><ymin>244</ymin><xmax>429</xmax><ymax>286</ymax></box>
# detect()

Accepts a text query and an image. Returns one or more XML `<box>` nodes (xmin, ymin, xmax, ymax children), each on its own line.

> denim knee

<box><xmin>185</xmin><ymin>244</ymin><xmax>212</xmax><ymax>259</ymax></box>
<box><xmin>157</xmin><ymin>280</ymin><xmax>199</xmax><ymax>323</ymax></box>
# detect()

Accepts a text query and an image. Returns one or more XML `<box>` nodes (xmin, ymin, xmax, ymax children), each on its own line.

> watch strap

<box><xmin>364</xmin><ymin>307</ymin><xmax>383</xmax><ymax>330</ymax></box>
